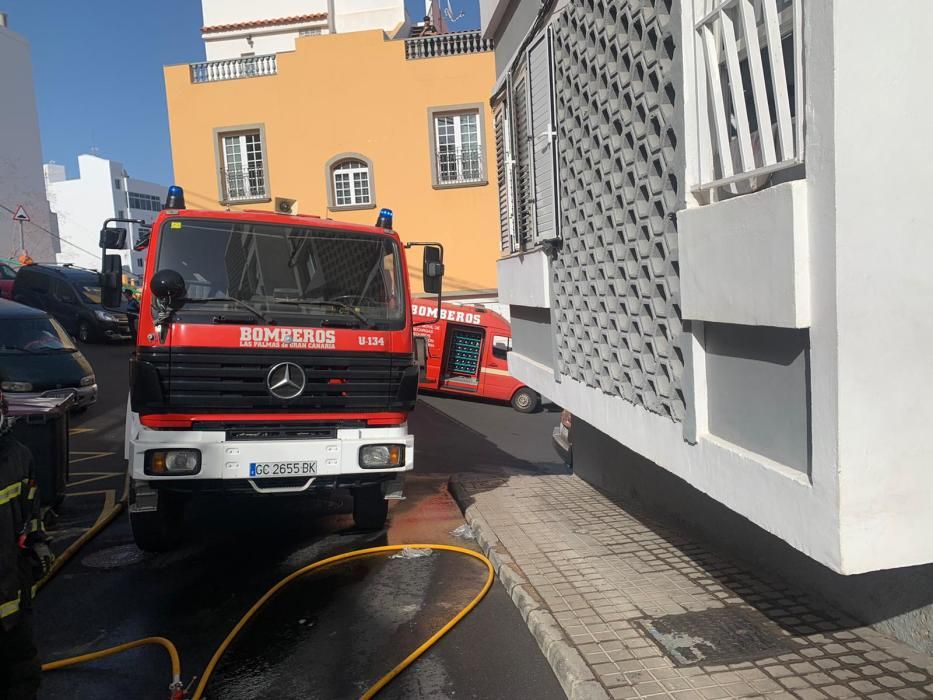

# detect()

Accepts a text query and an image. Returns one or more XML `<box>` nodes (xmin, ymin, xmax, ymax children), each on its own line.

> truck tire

<box><xmin>511</xmin><ymin>387</ymin><xmax>541</xmax><ymax>414</ymax></box>
<box><xmin>130</xmin><ymin>491</ymin><xmax>185</xmax><ymax>552</ymax></box>
<box><xmin>353</xmin><ymin>485</ymin><xmax>388</xmax><ymax>531</ymax></box>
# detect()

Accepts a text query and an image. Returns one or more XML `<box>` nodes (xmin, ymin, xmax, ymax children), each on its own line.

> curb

<box><xmin>449</xmin><ymin>476</ymin><xmax>610</xmax><ymax>700</ymax></box>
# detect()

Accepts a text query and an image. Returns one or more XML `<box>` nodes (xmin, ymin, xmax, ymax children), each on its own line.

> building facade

<box><xmin>166</xmin><ymin>9</ymin><xmax>500</xmax><ymax>302</ymax></box>
<box><xmin>0</xmin><ymin>15</ymin><xmax>59</xmax><ymax>263</ymax></box>
<box><xmin>199</xmin><ymin>0</ymin><xmax>447</xmax><ymax>61</ymax></box>
<box><xmin>45</xmin><ymin>155</ymin><xmax>166</xmax><ymax>277</ymax></box>
<box><xmin>484</xmin><ymin>0</ymin><xmax>933</xmax><ymax>650</ymax></box>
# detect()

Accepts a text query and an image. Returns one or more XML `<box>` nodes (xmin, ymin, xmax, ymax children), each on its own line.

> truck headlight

<box><xmin>145</xmin><ymin>449</ymin><xmax>201</xmax><ymax>476</ymax></box>
<box><xmin>95</xmin><ymin>310</ymin><xmax>118</xmax><ymax>322</ymax></box>
<box><xmin>0</xmin><ymin>381</ymin><xmax>32</xmax><ymax>392</ymax></box>
<box><xmin>359</xmin><ymin>444</ymin><xmax>404</xmax><ymax>469</ymax></box>
<box><xmin>79</xmin><ymin>375</ymin><xmax>96</xmax><ymax>387</ymax></box>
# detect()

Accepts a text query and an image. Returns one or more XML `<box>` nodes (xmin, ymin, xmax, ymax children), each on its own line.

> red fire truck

<box><xmin>98</xmin><ymin>189</ymin><xmax>443</xmax><ymax>550</ymax></box>
<box><xmin>412</xmin><ymin>299</ymin><xmax>541</xmax><ymax>413</ymax></box>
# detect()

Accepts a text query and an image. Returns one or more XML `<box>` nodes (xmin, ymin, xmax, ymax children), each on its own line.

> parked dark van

<box><xmin>0</xmin><ymin>298</ymin><xmax>97</xmax><ymax>409</ymax></box>
<box><xmin>13</xmin><ymin>264</ymin><xmax>131</xmax><ymax>342</ymax></box>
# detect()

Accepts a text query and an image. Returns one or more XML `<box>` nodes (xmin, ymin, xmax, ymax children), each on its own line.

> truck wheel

<box><xmin>130</xmin><ymin>491</ymin><xmax>185</xmax><ymax>552</ymax></box>
<box><xmin>353</xmin><ymin>485</ymin><xmax>388</xmax><ymax>531</ymax></box>
<box><xmin>511</xmin><ymin>387</ymin><xmax>541</xmax><ymax>414</ymax></box>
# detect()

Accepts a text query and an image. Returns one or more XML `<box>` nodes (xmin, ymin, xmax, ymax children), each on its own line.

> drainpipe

<box><xmin>327</xmin><ymin>0</ymin><xmax>336</xmax><ymax>33</ymax></box>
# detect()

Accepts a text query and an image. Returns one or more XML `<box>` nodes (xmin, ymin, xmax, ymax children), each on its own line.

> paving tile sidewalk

<box><xmin>450</xmin><ymin>472</ymin><xmax>933</xmax><ymax>700</ymax></box>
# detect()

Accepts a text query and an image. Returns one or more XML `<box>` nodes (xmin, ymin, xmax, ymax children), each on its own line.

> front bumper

<box><xmin>14</xmin><ymin>384</ymin><xmax>98</xmax><ymax>409</ymax></box>
<box><xmin>127</xmin><ymin>412</ymin><xmax>413</xmax><ymax>495</ymax></box>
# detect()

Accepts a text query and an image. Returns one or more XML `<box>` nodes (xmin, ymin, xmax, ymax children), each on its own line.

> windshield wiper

<box><xmin>271</xmin><ymin>298</ymin><xmax>374</xmax><ymax>328</ymax></box>
<box><xmin>181</xmin><ymin>296</ymin><xmax>274</xmax><ymax>325</ymax></box>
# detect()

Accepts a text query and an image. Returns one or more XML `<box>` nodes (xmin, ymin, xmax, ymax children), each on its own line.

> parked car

<box><xmin>552</xmin><ymin>410</ymin><xmax>573</xmax><ymax>467</ymax></box>
<box><xmin>0</xmin><ymin>260</ymin><xmax>17</xmax><ymax>299</ymax></box>
<box><xmin>13</xmin><ymin>263</ymin><xmax>132</xmax><ymax>342</ymax></box>
<box><xmin>0</xmin><ymin>298</ymin><xmax>97</xmax><ymax>409</ymax></box>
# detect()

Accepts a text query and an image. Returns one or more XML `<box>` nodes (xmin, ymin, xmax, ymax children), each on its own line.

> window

<box><xmin>693</xmin><ymin>0</ymin><xmax>803</xmax><ymax>196</ymax></box>
<box><xmin>114</xmin><ymin>179</ymin><xmax>122</xmax><ymax>190</ymax></box>
<box><xmin>429</xmin><ymin>105</ymin><xmax>486</xmax><ymax>187</ymax></box>
<box><xmin>155</xmin><ymin>218</ymin><xmax>405</xmax><ymax>330</ymax></box>
<box><xmin>325</xmin><ymin>154</ymin><xmax>375</xmax><ymax>210</ymax></box>
<box><xmin>118</xmin><ymin>210</ymin><xmax>125</xmax><ymax>219</ymax></box>
<box><xmin>128</xmin><ymin>192</ymin><xmax>162</xmax><ymax>212</ymax></box>
<box><xmin>217</xmin><ymin>127</ymin><xmax>268</xmax><ymax>202</ymax></box>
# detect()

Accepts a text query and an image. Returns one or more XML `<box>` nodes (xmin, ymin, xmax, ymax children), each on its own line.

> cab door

<box><xmin>478</xmin><ymin>333</ymin><xmax>514</xmax><ymax>400</ymax></box>
<box><xmin>50</xmin><ymin>279</ymin><xmax>81</xmax><ymax>334</ymax></box>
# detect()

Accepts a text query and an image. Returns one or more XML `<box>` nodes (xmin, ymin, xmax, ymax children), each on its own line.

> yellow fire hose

<box><xmin>37</xmin><ymin>504</ymin><xmax>494</xmax><ymax>699</ymax></box>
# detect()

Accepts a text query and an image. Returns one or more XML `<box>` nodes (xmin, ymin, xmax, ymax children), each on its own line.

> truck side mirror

<box><xmin>100</xmin><ymin>254</ymin><xmax>124</xmax><ymax>309</ymax></box>
<box><xmin>99</xmin><ymin>227</ymin><xmax>127</xmax><ymax>250</ymax></box>
<box><xmin>423</xmin><ymin>246</ymin><xmax>444</xmax><ymax>295</ymax></box>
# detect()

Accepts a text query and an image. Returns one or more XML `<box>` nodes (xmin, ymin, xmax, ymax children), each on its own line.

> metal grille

<box><xmin>139</xmin><ymin>349</ymin><xmax>414</xmax><ymax>413</ymax></box>
<box><xmin>552</xmin><ymin>0</ymin><xmax>686</xmax><ymax>421</ymax></box>
<box><xmin>638</xmin><ymin>607</ymin><xmax>791</xmax><ymax>667</ymax></box>
<box><xmin>693</xmin><ymin>0</ymin><xmax>804</xmax><ymax>195</ymax></box>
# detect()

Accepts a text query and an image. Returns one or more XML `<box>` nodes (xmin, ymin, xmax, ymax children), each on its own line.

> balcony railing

<box><xmin>220</xmin><ymin>167</ymin><xmax>268</xmax><ymax>202</ymax></box>
<box><xmin>191</xmin><ymin>54</ymin><xmax>278</xmax><ymax>84</ymax></box>
<box><xmin>405</xmin><ymin>32</ymin><xmax>493</xmax><ymax>60</ymax></box>
<box><xmin>692</xmin><ymin>0</ymin><xmax>804</xmax><ymax>197</ymax></box>
<box><xmin>435</xmin><ymin>148</ymin><xmax>484</xmax><ymax>185</ymax></box>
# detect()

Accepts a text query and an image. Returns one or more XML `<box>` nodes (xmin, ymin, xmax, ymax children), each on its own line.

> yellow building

<box><xmin>164</xmin><ymin>29</ymin><xmax>500</xmax><ymax>301</ymax></box>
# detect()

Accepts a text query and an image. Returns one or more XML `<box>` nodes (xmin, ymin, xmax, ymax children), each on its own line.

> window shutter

<box><xmin>493</xmin><ymin>100</ymin><xmax>517</xmax><ymax>253</ymax></box>
<box><xmin>527</xmin><ymin>29</ymin><xmax>559</xmax><ymax>244</ymax></box>
<box><xmin>511</xmin><ymin>70</ymin><xmax>534</xmax><ymax>248</ymax></box>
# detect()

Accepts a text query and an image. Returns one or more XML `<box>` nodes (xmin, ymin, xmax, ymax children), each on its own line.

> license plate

<box><xmin>249</xmin><ymin>461</ymin><xmax>317</xmax><ymax>478</ymax></box>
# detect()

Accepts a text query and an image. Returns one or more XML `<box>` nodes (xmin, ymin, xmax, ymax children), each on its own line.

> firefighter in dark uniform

<box><xmin>0</xmin><ymin>391</ymin><xmax>53</xmax><ymax>700</ymax></box>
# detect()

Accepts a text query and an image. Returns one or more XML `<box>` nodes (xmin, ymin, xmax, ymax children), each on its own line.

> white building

<box><xmin>0</xmin><ymin>14</ymin><xmax>59</xmax><ymax>263</ymax></box>
<box><xmin>484</xmin><ymin>0</ymin><xmax>933</xmax><ymax>651</ymax></box>
<box><xmin>45</xmin><ymin>155</ymin><xmax>166</xmax><ymax>277</ymax></box>
<box><xmin>198</xmin><ymin>0</ymin><xmax>448</xmax><ymax>60</ymax></box>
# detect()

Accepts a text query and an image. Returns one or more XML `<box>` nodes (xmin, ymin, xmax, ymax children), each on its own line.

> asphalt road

<box><xmin>34</xmin><ymin>342</ymin><xmax>567</xmax><ymax>700</ymax></box>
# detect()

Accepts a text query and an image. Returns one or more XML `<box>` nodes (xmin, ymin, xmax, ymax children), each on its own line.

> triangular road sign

<box><xmin>12</xmin><ymin>205</ymin><xmax>30</xmax><ymax>222</ymax></box>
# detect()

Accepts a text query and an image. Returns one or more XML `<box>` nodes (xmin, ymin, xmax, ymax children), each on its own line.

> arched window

<box><xmin>326</xmin><ymin>154</ymin><xmax>375</xmax><ymax>210</ymax></box>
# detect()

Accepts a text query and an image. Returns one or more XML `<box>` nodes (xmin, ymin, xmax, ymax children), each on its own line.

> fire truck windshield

<box><xmin>155</xmin><ymin>218</ymin><xmax>404</xmax><ymax>329</ymax></box>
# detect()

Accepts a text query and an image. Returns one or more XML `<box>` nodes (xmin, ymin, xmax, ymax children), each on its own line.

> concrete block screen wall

<box><xmin>488</xmin><ymin>0</ymin><xmax>933</xmax><ymax>580</ymax></box>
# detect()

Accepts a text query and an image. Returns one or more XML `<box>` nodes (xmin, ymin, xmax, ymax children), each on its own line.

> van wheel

<box><xmin>353</xmin><ymin>485</ymin><xmax>388</xmax><ymax>531</ymax></box>
<box><xmin>131</xmin><ymin>492</ymin><xmax>185</xmax><ymax>552</ymax></box>
<box><xmin>77</xmin><ymin>321</ymin><xmax>93</xmax><ymax>343</ymax></box>
<box><xmin>511</xmin><ymin>387</ymin><xmax>541</xmax><ymax>414</ymax></box>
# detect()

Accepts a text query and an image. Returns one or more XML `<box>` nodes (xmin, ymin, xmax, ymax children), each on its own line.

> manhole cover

<box><xmin>637</xmin><ymin>607</ymin><xmax>790</xmax><ymax>667</ymax></box>
<box><xmin>82</xmin><ymin>544</ymin><xmax>148</xmax><ymax>570</ymax></box>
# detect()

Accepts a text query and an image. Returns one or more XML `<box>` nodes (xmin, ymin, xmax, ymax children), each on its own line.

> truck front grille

<box><xmin>134</xmin><ymin>348</ymin><xmax>416</xmax><ymax>415</ymax></box>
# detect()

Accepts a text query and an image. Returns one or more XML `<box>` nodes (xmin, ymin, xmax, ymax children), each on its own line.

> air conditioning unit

<box><xmin>274</xmin><ymin>197</ymin><xmax>298</xmax><ymax>215</ymax></box>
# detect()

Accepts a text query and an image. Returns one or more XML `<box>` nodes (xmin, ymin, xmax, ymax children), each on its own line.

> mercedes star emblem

<box><xmin>266</xmin><ymin>362</ymin><xmax>306</xmax><ymax>400</ymax></box>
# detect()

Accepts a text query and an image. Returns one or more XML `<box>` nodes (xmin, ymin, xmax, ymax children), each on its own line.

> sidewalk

<box><xmin>450</xmin><ymin>472</ymin><xmax>933</xmax><ymax>700</ymax></box>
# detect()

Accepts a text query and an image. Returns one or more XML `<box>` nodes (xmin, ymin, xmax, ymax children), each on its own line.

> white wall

<box><xmin>0</xmin><ymin>25</ymin><xmax>58</xmax><ymax>263</ymax></box>
<box><xmin>201</xmin><ymin>0</ymin><xmax>327</xmax><ymax>28</ymax></box>
<box><xmin>47</xmin><ymin>155</ymin><xmax>165</xmax><ymax>277</ymax></box>
<box><xmin>334</xmin><ymin>0</ymin><xmax>408</xmax><ymax>35</ymax></box>
<box><xmin>829</xmin><ymin>0</ymin><xmax>933</xmax><ymax>573</ymax></box>
<box><xmin>497</xmin><ymin>0</ymin><xmax>933</xmax><ymax>575</ymax></box>
<box><xmin>200</xmin><ymin>0</ymin><xmax>411</xmax><ymax>60</ymax></box>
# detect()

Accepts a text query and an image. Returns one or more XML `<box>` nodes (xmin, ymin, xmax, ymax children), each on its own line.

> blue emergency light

<box><xmin>376</xmin><ymin>208</ymin><xmax>393</xmax><ymax>229</ymax></box>
<box><xmin>165</xmin><ymin>185</ymin><xmax>185</xmax><ymax>210</ymax></box>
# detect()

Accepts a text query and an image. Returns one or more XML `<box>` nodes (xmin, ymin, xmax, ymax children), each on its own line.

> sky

<box><xmin>5</xmin><ymin>0</ymin><xmax>481</xmax><ymax>189</ymax></box>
